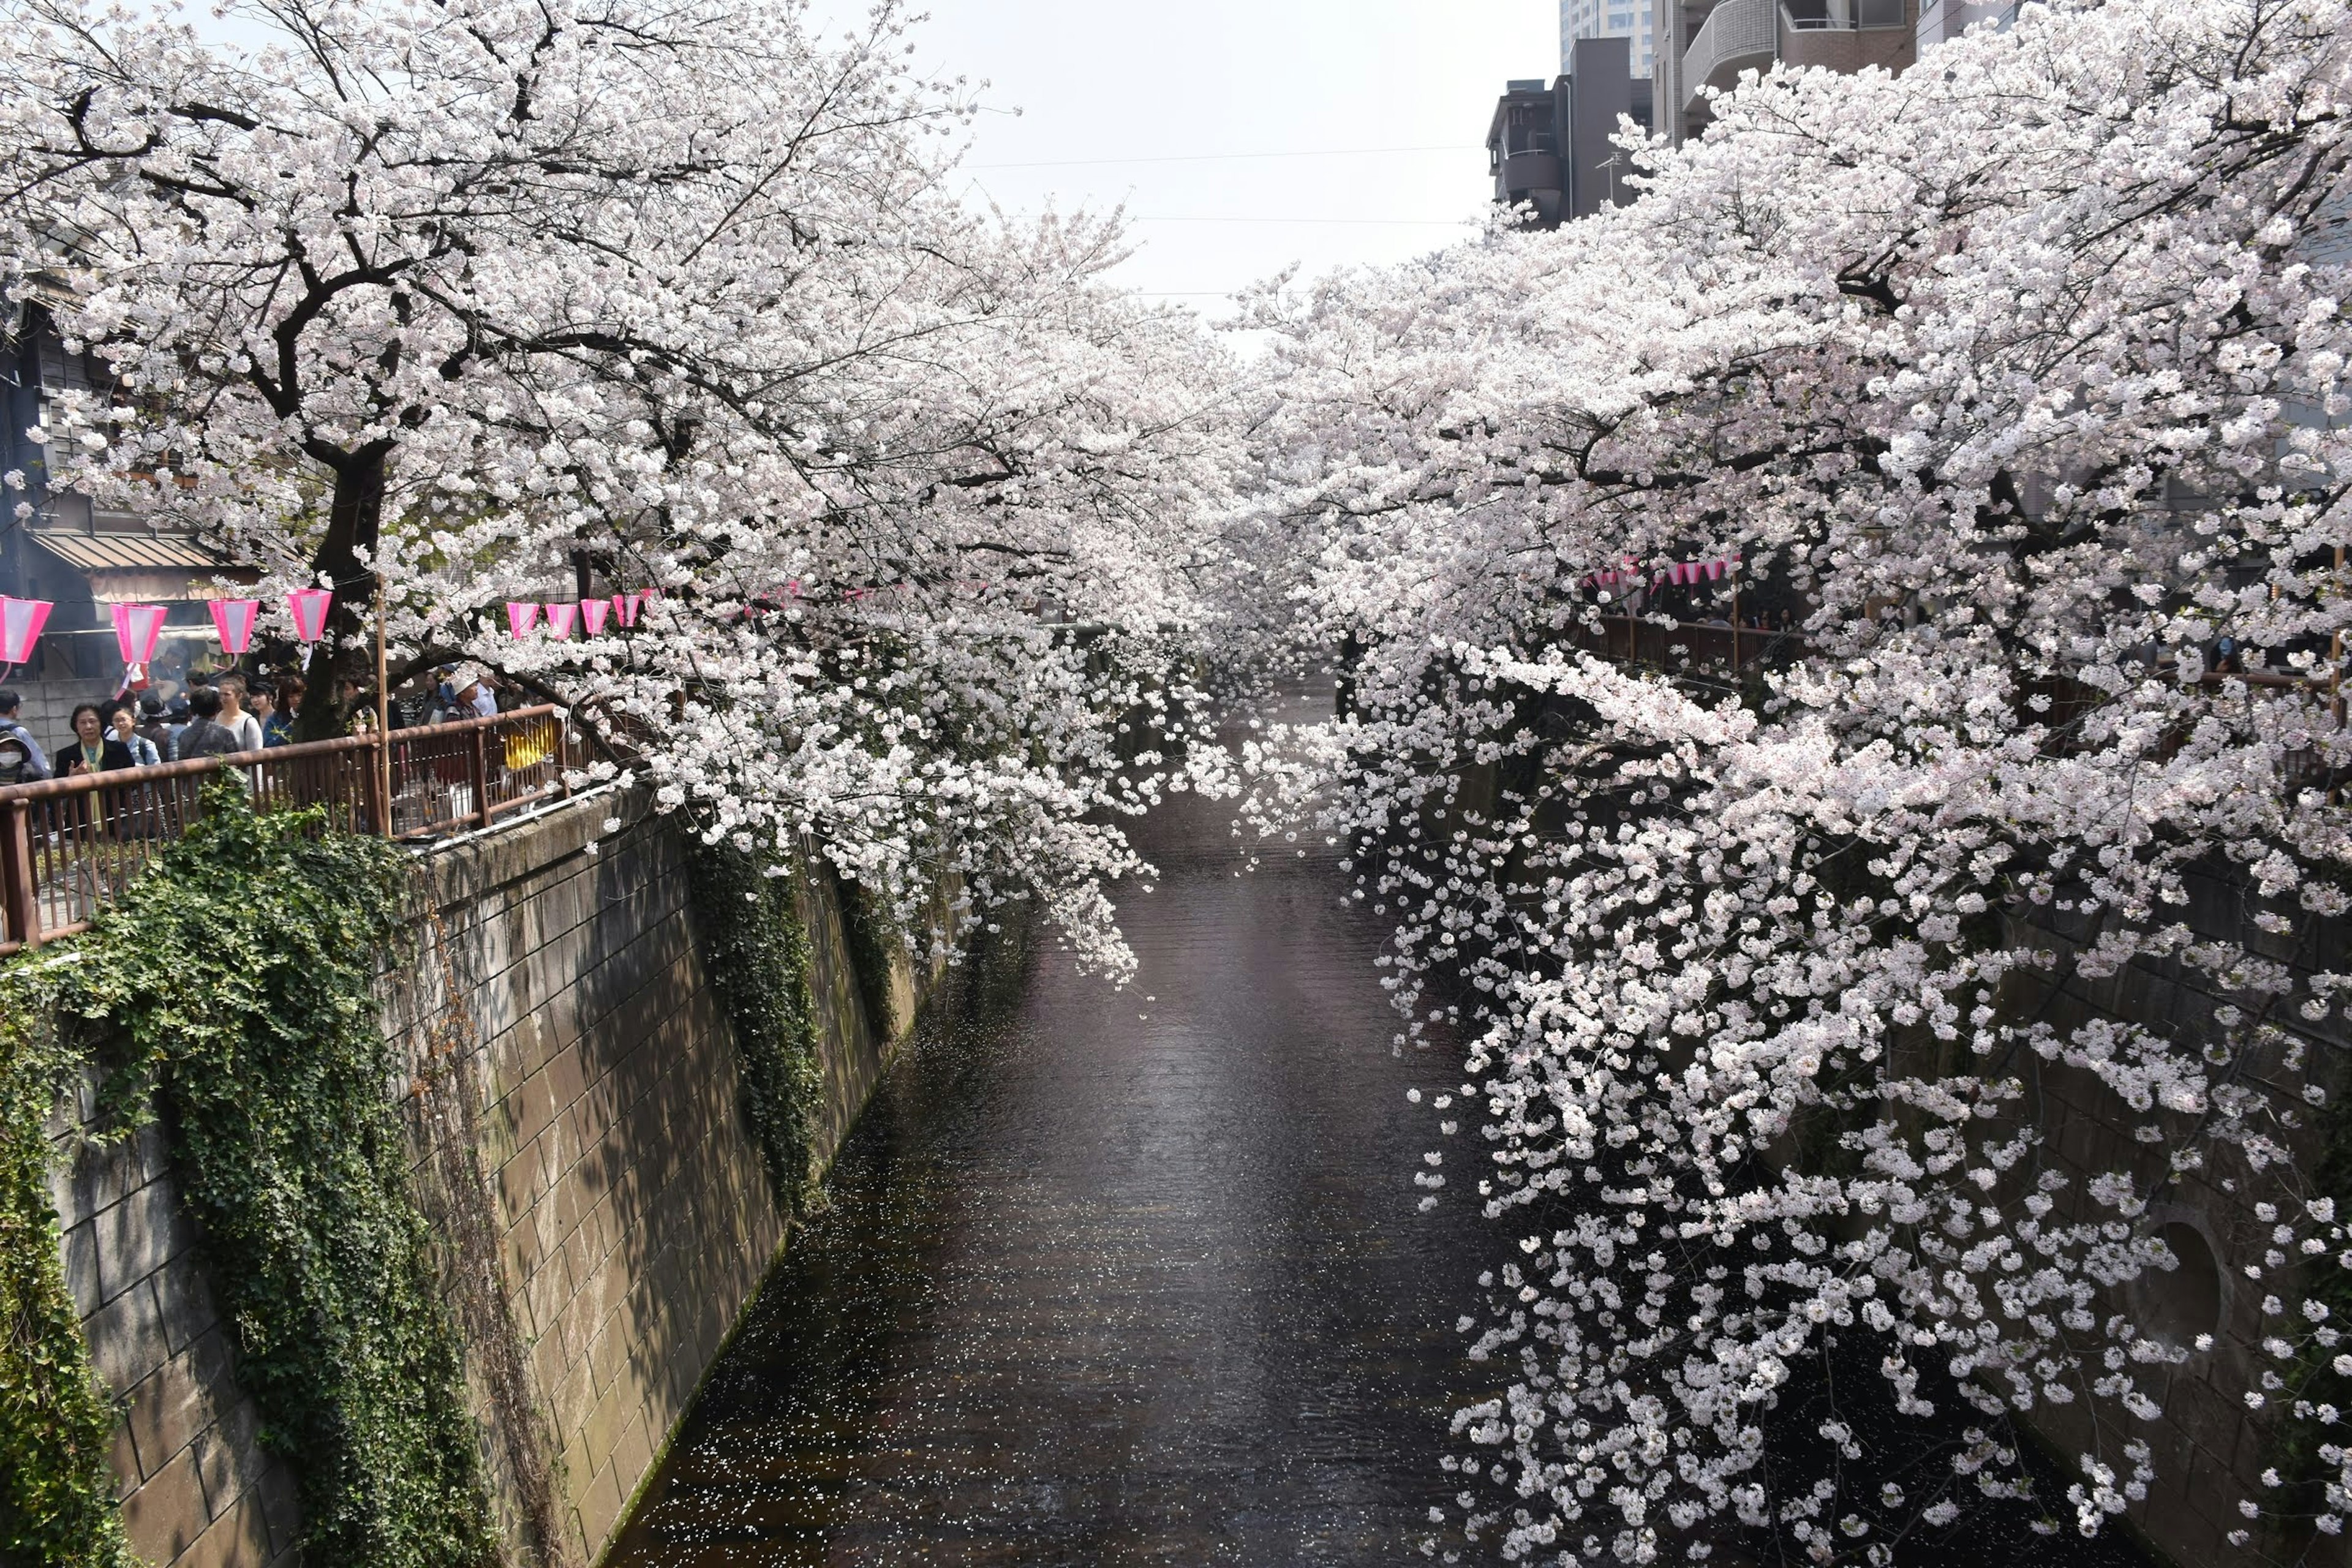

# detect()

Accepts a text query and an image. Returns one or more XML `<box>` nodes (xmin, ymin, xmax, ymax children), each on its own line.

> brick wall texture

<box><xmin>2002</xmin><ymin>866</ymin><xmax>2352</xmax><ymax>1567</ymax></box>
<box><xmin>55</xmin><ymin>788</ymin><xmax>925</xmax><ymax>1568</ymax></box>
<box><xmin>47</xmin><ymin>1094</ymin><xmax>303</xmax><ymax>1568</ymax></box>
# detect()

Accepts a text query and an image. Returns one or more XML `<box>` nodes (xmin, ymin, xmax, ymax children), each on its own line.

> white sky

<box><xmin>839</xmin><ymin>1</ymin><xmax>1561</xmax><ymax>310</ymax></box>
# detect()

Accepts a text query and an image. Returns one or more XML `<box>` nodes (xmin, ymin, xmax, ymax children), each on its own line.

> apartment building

<box><xmin>1488</xmin><ymin>36</ymin><xmax>1656</xmax><ymax>229</ymax></box>
<box><xmin>1653</xmin><ymin>0</ymin><xmax>1917</xmax><ymax>146</ymax></box>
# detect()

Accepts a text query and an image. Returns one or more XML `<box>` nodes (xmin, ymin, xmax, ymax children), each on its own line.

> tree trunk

<box><xmin>291</xmin><ymin>445</ymin><xmax>389</xmax><ymax>742</ymax></box>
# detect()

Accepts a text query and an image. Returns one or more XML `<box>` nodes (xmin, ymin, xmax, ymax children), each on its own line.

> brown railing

<box><xmin>0</xmin><ymin>706</ymin><xmax>587</xmax><ymax>954</ymax></box>
<box><xmin>1575</xmin><ymin>615</ymin><xmax>1805</xmax><ymax>670</ymax></box>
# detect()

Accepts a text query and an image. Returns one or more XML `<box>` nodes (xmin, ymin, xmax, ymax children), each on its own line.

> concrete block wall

<box><xmin>55</xmin><ymin>787</ymin><xmax>937</xmax><ymax>1568</ymax></box>
<box><xmin>2000</xmin><ymin>865</ymin><xmax>2352</xmax><ymax>1566</ymax></box>
<box><xmin>46</xmin><ymin>1094</ymin><xmax>303</xmax><ymax>1568</ymax></box>
<box><xmin>5</xmin><ymin>673</ymin><xmax>132</xmax><ymax>758</ymax></box>
<box><xmin>385</xmin><ymin>793</ymin><xmax>786</xmax><ymax>1566</ymax></box>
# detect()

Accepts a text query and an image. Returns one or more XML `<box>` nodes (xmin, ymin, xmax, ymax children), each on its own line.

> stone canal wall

<box><xmin>45</xmin><ymin>1096</ymin><xmax>304</xmax><ymax>1568</ymax></box>
<box><xmin>51</xmin><ymin>790</ymin><xmax>941</xmax><ymax>1568</ymax></box>
<box><xmin>1999</xmin><ymin>870</ymin><xmax>2352</xmax><ymax>1568</ymax></box>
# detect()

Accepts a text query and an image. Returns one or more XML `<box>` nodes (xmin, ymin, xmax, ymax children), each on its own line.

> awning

<box><xmin>28</xmin><ymin>530</ymin><xmax>225</xmax><ymax>571</ymax></box>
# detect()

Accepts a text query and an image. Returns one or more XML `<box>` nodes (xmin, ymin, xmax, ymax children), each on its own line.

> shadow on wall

<box><xmin>374</xmin><ymin>793</ymin><xmax>957</xmax><ymax>1567</ymax></box>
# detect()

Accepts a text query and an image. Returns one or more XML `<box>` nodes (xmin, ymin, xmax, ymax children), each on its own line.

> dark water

<box><xmin>603</xmin><ymin>726</ymin><xmax>1488</xmax><ymax>1564</ymax></box>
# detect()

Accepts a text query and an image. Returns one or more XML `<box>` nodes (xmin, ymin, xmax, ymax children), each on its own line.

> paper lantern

<box><xmin>1705</xmin><ymin>559</ymin><xmax>1728</xmax><ymax>581</ymax></box>
<box><xmin>288</xmin><ymin>587</ymin><xmax>334</xmax><ymax>644</ymax></box>
<box><xmin>579</xmin><ymin>597</ymin><xmax>609</xmax><ymax>636</ymax></box>
<box><xmin>209</xmin><ymin>598</ymin><xmax>260</xmax><ymax>655</ymax></box>
<box><xmin>542</xmin><ymin>601</ymin><xmax>578</xmax><ymax>640</ymax></box>
<box><xmin>609</xmin><ymin>591</ymin><xmax>638</xmax><ymax>629</ymax></box>
<box><xmin>505</xmin><ymin>601</ymin><xmax>541</xmax><ymax>639</ymax></box>
<box><xmin>0</xmin><ymin>596</ymin><xmax>53</xmax><ymax>666</ymax></box>
<box><xmin>111</xmin><ymin>603</ymin><xmax>167</xmax><ymax>666</ymax></box>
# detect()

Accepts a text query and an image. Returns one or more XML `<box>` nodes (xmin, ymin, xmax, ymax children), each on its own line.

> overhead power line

<box><xmin>1130</xmin><ymin>216</ymin><xmax>1476</xmax><ymax>227</ymax></box>
<box><xmin>967</xmin><ymin>143</ymin><xmax>1479</xmax><ymax>170</ymax></box>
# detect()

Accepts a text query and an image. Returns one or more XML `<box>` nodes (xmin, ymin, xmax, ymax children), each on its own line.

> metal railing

<box><xmin>0</xmin><ymin>706</ymin><xmax>587</xmax><ymax>954</ymax></box>
<box><xmin>1576</xmin><ymin>614</ymin><xmax>1803</xmax><ymax>670</ymax></box>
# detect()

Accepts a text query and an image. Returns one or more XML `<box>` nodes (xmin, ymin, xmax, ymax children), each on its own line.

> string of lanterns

<box><xmin>505</xmin><ymin>589</ymin><xmax>654</xmax><ymax>640</ymax></box>
<box><xmin>1583</xmin><ymin>557</ymin><xmax>1740</xmax><ymax>590</ymax></box>
<box><xmin>0</xmin><ymin>584</ymin><xmax>664</xmax><ymax>685</ymax></box>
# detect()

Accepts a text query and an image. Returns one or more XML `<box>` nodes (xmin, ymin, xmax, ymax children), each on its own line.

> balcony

<box><xmin>1681</xmin><ymin>0</ymin><xmax>1910</xmax><ymax>111</ymax></box>
<box><xmin>1681</xmin><ymin>0</ymin><xmax>1777</xmax><ymax>111</ymax></box>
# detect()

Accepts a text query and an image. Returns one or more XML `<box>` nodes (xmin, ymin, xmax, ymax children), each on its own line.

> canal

<box><xmin>603</xmin><ymin>712</ymin><xmax>1490</xmax><ymax>1564</ymax></box>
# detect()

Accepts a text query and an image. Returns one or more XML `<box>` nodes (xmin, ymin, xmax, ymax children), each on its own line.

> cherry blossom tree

<box><xmin>1246</xmin><ymin>0</ymin><xmax>2352</xmax><ymax>1559</ymax></box>
<box><xmin>0</xmin><ymin>0</ymin><xmax>1243</xmax><ymax>964</ymax></box>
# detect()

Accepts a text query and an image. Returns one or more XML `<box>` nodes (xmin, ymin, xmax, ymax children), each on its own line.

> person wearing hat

<box><xmin>134</xmin><ymin>692</ymin><xmax>173</xmax><ymax>760</ymax></box>
<box><xmin>450</xmin><ymin>665</ymin><xmax>496</xmax><ymax>719</ymax></box>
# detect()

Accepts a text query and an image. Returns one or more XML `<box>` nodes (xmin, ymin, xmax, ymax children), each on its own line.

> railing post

<box><xmin>471</xmin><ymin>723</ymin><xmax>493</xmax><ymax>831</ymax></box>
<box><xmin>375</xmin><ymin>733</ymin><xmax>394</xmax><ymax>837</ymax></box>
<box><xmin>2</xmin><ymin>798</ymin><xmax>37</xmax><ymax>949</ymax></box>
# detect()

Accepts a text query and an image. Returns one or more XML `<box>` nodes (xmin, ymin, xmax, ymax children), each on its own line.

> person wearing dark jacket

<box><xmin>172</xmin><ymin>687</ymin><xmax>244</xmax><ymax>760</ymax></box>
<box><xmin>53</xmin><ymin>704</ymin><xmax>135</xmax><ymax>775</ymax></box>
<box><xmin>134</xmin><ymin>692</ymin><xmax>173</xmax><ymax>760</ymax></box>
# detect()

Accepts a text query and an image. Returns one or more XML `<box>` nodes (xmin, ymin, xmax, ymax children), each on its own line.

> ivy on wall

<box><xmin>835</xmin><ymin>871</ymin><xmax>906</xmax><ymax>1048</ymax></box>
<box><xmin>684</xmin><ymin>840</ymin><xmax>824</xmax><ymax>1218</ymax></box>
<box><xmin>0</xmin><ymin>963</ymin><xmax>130</xmax><ymax>1568</ymax></box>
<box><xmin>1</xmin><ymin>787</ymin><xmax>497</xmax><ymax>1568</ymax></box>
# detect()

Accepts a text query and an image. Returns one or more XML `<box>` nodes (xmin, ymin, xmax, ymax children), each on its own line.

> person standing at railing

<box><xmin>248</xmin><ymin>681</ymin><xmax>283</xmax><ymax>745</ymax></box>
<box><xmin>173</xmin><ymin>687</ymin><xmax>244</xmax><ymax>761</ymax></box>
<box><xmin>107</xmin><ymin>703</ymin><xmax>168</xmax><ymax>839</ymax></box>
<box><xmin>216</xmin><ymin>674</ymin><xmax>264</xmax><ymax>753</ymax></box>
<box><xmin>134</xmin><ymin>692</ymin><xmax>173</xmax><ymax>760</ymax></box>
<box><xmin>449</xmin><ymin>665</ymin><xmax>496</xmax><ymax>720</ymax></box>
<box><xmin>0</xmin><ymin>691</ymin><xmax>48</xmax><ymax>781</ymax></box>
<box><xmin>264</xmin><ymin>676</ymin><xmax>303</xmax><ymax>745</ymax></box>
<box><xmin>109</xmin><ymin>706</ymin><xmax>160</xmax><ymax>769</ymax></box>
<box><xmin>55</xmin><ymin>704</ymin><xmax>135</xmax><ymax>777</ymax></box>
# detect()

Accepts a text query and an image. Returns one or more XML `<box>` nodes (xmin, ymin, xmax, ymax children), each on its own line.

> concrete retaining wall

<box><xmin>2001</xmin><ymin>865</ymin><xmax>2352</xmax><ymax>1566</ymax></box>
<box><xmin>52</xmin><ymin>789</ymin><xmax>939</xmax><ymax>1568</ymax></box>
<box><xmin>46</xmin><ymin>1098</ymin><xmax>303</xmax><ymax>1568</ymax></box>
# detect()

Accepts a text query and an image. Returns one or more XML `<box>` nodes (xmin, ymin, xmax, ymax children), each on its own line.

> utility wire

<box><xmin>967</xmin><ymin>143</ymin><xmax>1479</xmax><ymax>170</ymax></box>
<box><xmin>1129</xmin><ymin>216</ymin><xmax>1476</xmax><ymax>227</ymax></box>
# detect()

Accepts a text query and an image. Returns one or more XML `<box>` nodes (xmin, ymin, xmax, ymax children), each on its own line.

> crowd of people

<box><xmin>0</xmin><ymin>662</ymin><xmax>507</xmax><ymax>786</ymax></box>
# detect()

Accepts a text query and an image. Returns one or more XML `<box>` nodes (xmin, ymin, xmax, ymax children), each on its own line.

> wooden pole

<box><xmin>2334</xmin><ymin>545</ymin><xmax>2345</xmax><ymax>733</ymax></box>
<box><xmin>374</xmin><ymin>578</ymin><xmax>392</xmax><ymax>836</ymax></box>
<box><xmin>1</xmin><ymin>799</ymin><xmax>36</xmax><ymax>949</ymax></box>
<box><xmin>1731</xmin><ymin>568</ymin><xmax>1741</xmax><ymax>671</ymax></box>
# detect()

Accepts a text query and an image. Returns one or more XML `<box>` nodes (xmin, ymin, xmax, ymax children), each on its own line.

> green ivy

<box><xmin>835</xmin><ymin>871</ymin><xmax>905</xmax><ymax>1047</ymax></box>
<box><xmin>684</xmin><ymin>840</ymin><xmax>824</xmax><ymax>1217</ymax></box>
<box><xmin>0</xmin><ymin>962</ymin><xmax>131</xmax><ymax>1568</ymax></box>
<box><xmin>23</xmin><ymin>786</ymin><xmax>496</xmax><ymax>1568</ymax></box>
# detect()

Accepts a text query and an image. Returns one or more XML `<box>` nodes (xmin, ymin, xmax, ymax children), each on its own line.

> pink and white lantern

<box><xmin>0</xmin><ymin>595</ymin><xmax>53</xmax><ymax>669</ymax></box>
<box><xmin>505</xmin><ymin>601</ymin><xmax>541</xmax><ymax>639</ymax></box>
<box><xmin>111</xmin><ymin>602</ymin><xmax>167</xmax><ymax>692</ymax></box>
<box><xmin>579</xmin><ymin>597</ymin><xmax>609</xmax><ymax>636</ymax></box>
<box><xmin>111</xmin><ymin>602</ymin><xmax>167</xmax><ymax>666</ymax></box>
<box><xmin>288</xmin><ymin>588</ymin><xmax>334</xmax><ymax>645</ymax></box>
<box><xmin>542</xmin><ymin>601</ymin><xmax>578</xmax><ymax>640</ymax></box>
<box><xmin>209</xmin><ymin>598</ymin><xmax>260</xmax><ymax>656</ymax></box>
